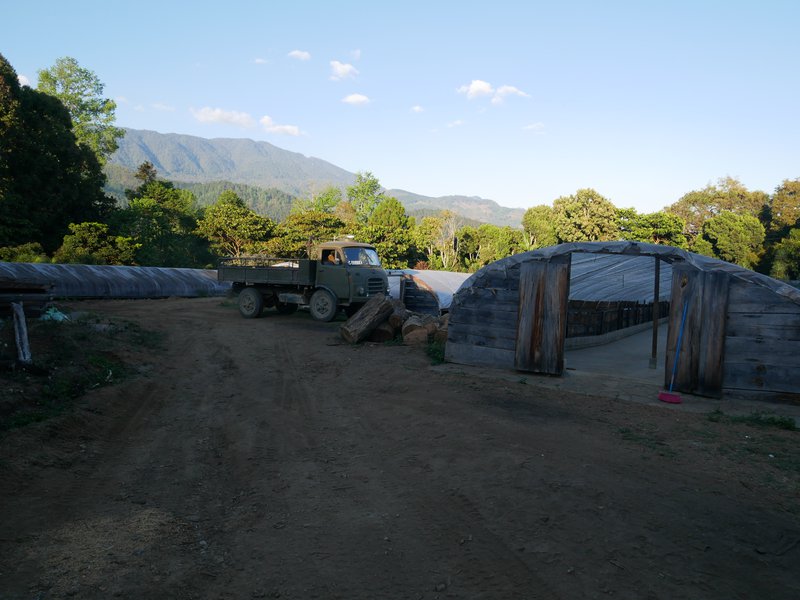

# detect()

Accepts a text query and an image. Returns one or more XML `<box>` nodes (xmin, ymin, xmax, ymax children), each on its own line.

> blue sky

<box><xmin>3</xmin><ymin>0</ymin><xmax>799</xmax><ymax>213</ymax></box>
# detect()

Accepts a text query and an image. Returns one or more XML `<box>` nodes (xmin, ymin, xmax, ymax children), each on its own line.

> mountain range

<box><xmin>107</xmin><ymin>129</ymin><xmax>525</xmax><ymax>228</ymax></box>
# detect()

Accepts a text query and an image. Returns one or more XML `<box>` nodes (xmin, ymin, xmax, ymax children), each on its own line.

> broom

<box><xmin>659</xmin><ymin>299</ymin><xmax>689</xmax><ymax>404</ymax></box>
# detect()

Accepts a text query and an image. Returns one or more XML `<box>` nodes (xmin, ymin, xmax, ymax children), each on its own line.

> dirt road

<box><xmin>1</xmin><ymin>298</ymin><xmax>798</xmax><ymax>599</ymax></box>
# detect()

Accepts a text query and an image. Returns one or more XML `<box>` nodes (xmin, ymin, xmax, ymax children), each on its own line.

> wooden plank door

<box><xmin>666</xmin><ymin>265</ymin><xmax>729</xmax><ymax>397</ymax></box>
<box><xmin>515</xmin><ymin>255</ymin><xmax>571</xmax><ymax>374</ymax></box>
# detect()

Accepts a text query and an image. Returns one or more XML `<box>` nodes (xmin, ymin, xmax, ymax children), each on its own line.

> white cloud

<box><xmin>288</xmin><ymin>50</ymin><xmax>310</xmax><ymax>61</ymax></box>
<box><xmin>115</xmin><ymin>96</ymin><xmax>129</xmax><ymax>104</ymax></box>
<box><xmin>18</xmin><ymin>74</ymin><xmax>30</xmax><ymax>86</ymax></box>
<box><xmin>134</xmin><ymin>104</ymin><xmax>145</xmax><ymax>112</ymax></box>
<box><xmin>523</xmin><ymin>122</ymin><xmax>545</xmax><ymax>133</ymax></box>
<box><xmin>254</xmin><ymin>57</ymin><xmax>269</xmax><ymax>64</ymax></box>
<box><xmin>342</xmin><ymin>93</ymin><xmax>370</xmax><ymax>106</ymax></box>
<box><xmin>457</xmin><ymin>80</ymin><xmax>494</xmax><ymax>99</ymax></box>
<box><xmin>152</xmin><ymin>102</ymin><xmax>175</xmax><ymax>112</ymax></box>
<box><xmin>350</xmin><ymin>49</ymin><xmax>361</xmax><ymax>60</ymax></box>
<box><xmin>446</xmin><ymin>119</ymin><xmax>464</xmax><ymax>128</ymax></box>
<box><xmin>458</xmin><ymin>80</ymin><xmax>530</xmax><ymax>105</ymax></box>
<box><xmin>260</xmin><ymin>115</ymin><xmax>301</xmax><ymax>136</ymax></box>
<box><xmin>492</xmin><ymin>85</ymin><xmax>530</xmax><ymax>104</ymax></box>
<box><xmin>411</xmin><ymin>105</ymin><xmax>424</xmax><ymax>113</ymax></box>
<box><xmin>190</xmin><ymin>106</ymin><xmax>255</xmax><ymax>128</ymax></box>
<box><xmin>330</xmin><ymin>60</ymin><xmax>359</xmax><ymax>80</ymax></box>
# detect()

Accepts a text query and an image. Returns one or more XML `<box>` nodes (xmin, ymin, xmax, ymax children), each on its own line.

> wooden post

<box><xmin>515</xmin><ymin>255</ymin><xmax>571</xmax><ymax>375</ymax></box>
<box><xmin>11</xmin><ymin>302</ymin><xmax>32</xmax><ymax>365</ymax></box>
<box><xmin>649</xmin><ymin>257</ymin><xmax>660</xmax><ymax>368</ymax></box>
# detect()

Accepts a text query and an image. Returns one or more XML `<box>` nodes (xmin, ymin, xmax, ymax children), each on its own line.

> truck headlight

<box><xmin>358</xmin><ymin>286</ymin><xmax>365</xmax><ymax>295</ymax></box>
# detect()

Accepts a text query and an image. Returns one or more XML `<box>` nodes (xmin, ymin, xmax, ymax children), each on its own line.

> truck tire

<box><xmin>238</xmin><ymin>287</ymin><xmax>264</xmax><ymax>319</ymax></box>
<box><xmin>275</xmin><ymin>301</ymin><xmax>298</xmax><ymax>315</ymax></box>
<box><xmin>309</xmin><ymin>289</ymin><xmax>337</xmax><ymax>322</ymax></box>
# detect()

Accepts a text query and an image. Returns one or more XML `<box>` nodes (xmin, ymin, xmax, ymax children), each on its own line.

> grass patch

<box><xmin>707</xmin><ymin>409</ymin><xmax>797</xmax><ymax>431</ymax></box>
<box><xmin>0</xmin><ymin>310</ymin><xmax>160</xmax><ymax>433</ymax></box>
<box><xmin>426</xmin><ymin>340</ymin><xmax>446</xmax><ymax>365</ymax></box>
<box><xmin>617</xmin><ymin>426</ymin><xmax>677</xmax><ymax>458</ymax></box>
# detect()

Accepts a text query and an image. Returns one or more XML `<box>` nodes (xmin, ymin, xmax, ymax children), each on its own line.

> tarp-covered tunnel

<box><xmin>0</xmin><ymin>262</ymin><xmax>231</xmax><ymax>299</ymax></box>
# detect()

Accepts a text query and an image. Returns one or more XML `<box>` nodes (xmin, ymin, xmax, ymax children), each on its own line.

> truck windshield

<box><xmin>343</xmin><ymin>247</ymin><xmax>381</xmax><ymax>266</ymax></box>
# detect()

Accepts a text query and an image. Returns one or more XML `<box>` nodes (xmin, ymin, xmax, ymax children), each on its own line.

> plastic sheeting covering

<box><xmin>569</xmin><ymin>253</ymin><xmax>672</xmax><ymax>302</ymax></box>
<box><xmin>386</xmin><ymin>269</ymin><xmax>471</xmax><ymax>311</ymax></box>
<box><xmin>460</xmin><ymin>241</ymin><xmax>800</xmax><ymax>306</ymax></box>
<box><xmin>0</xmin><ymin>262</ymin><xmax>231</xmax><ymax>299</ymax></box>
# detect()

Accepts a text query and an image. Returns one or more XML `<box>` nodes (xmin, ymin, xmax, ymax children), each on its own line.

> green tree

<box><xmin>264</xmin><ymin>211</ymin><xmax>346</xmax><ymax>257</ymax></box>
<box><xmin>413</xmin><ymin>211</ymin><xmax>461</xmax><ymax>270</ymax></box>
<box><xmin>521</xmin><ymin>205</ymin><xmax>558</xmax><ymax>249</ymax></box>
<box><xmin>456</xmin><ymin>226</ymin><xmax>481</xmax><ymax>270</ymax></box>
<box><xmin>700</xmin><ymin>211</ymin><xmax>765</xmax><ymax>269</ymax></box>
<box><xmin>116</xmin><ymin>180</ymin><xmax>207</xmax><ymax>266</ymax></box>
<box><xmin>52</xmin><ymin>222</ymin><xmax>139</xmax><ymax>265</ymax></box>
<box><xmin>552</xmin><ymin>188</ymin><xmax>618</xmax><ymax>242</ymax></box>
<box><xmin>196</xmin><ymin>191</ymin><xmax>275</xmax><ymax>257</ymax></box>
<box><xmin>0</xmin><ymin>53</ymin><xmax>112</xmax><ymax>252</ymax></box>
<box><xmin>347</xmin><ymin>172</ymin><xmax>388</xmax><ymax>224</ymax></box>
<box><xmin>361</xmin><ymin>197</ymin><xmax>414</xmax><ymax>268</ymax></box>
<box><xmin>666</xmin><ymin>177</ymin><xmax>768</xmax><ymax>236</ymax></box>
<box><xmin>768</xmin><ymin>179</ymin><xmax>800</xmax><ymax>232</ymax></box>
<box><xmin>0</xmin><ymin>242</ymin><xmax>50</xmax><ymax>263</ymax></box>
<box><xmin>292</xmin><ymin>185</ymin><xmax>342</xmax><ymax>214</ymax></box>
<box><xmin>617</xmin><ymin>208</ymin><xmax>688</xmax><ymax>248</ymax></box>
<box><xmin>37</xmin><ymin>56</ymin><xmax>124</xmax><ymax>165</ymax></box>
<box><xmin>770</xmin><ymin>228</ymin><xmax>800</xmax><ymax>280</ymax></box>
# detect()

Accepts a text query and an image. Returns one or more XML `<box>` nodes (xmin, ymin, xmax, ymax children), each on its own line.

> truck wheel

<box><xmin>275</xmin><ymin>301</ymin><xmax>298</xmax><ymax>315</ymax></box>
<box><xmin>238</xmin><ymin>288</ymin><xmax>264</xmax><ymax>318</ymax></box>
<box><xmin>309</xmin><ymin>289</ymin><xmax>337</xmax><ymax>322</ymax></box>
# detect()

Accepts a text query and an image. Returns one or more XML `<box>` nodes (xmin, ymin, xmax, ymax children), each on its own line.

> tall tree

<box><xmin>521</xmin><ymin>205</ymin><xmax>558</xmax><ymax>249</ymax></box>
<box><xmin>666</xmin><ymin>177</ymin><xmax>768</xmax><ymax>236</ymax></box>
<box><xmin>347</xmin><ymin>171</ymin><xmax>387</xmax><ymax>224</ymax></box>
<box><xmin>291</xmin><ymin>185</ymin><xmax>342</xmax><ymax>214</ymax></box>
<box><xmin>116</xmin><ymin>179</ymin><xmax>207</xmax><ymax>266</ymax></box>
<box><xmin>196</xmin><ymin>191</ymin><xmax>274</xmax><ymax>257</ymax></box>
<box><xmin>617</xmin><ymin>208</ymin><xmax>687</xmax><ymax>248</ymax></box>
<box><xmin>264</xmin><ymin>211</ymin><xmax>346</xmax><ymax>258</ymax></box>
<box><xmin>37</xmin><ymin>56</ymin><xmax>124</xmax><ymax>165</ymax></box>
<box><xmin>770</xmin><ymin>228</ymin><xmax>800</xmax><ymax>280</ymax></box>
<box><xmin>700</xmin><ymin>211</ymin><xmax>765</xmax><ymax>269</ymax></box>
<box><xmin>552</xmin><ymin>188</ymin><xmax>617</xmax><ymax>242</ymax></box>
<box><xmin>52</xmin><ymin>221</ymin><xmax>139</xmax><ymax>265</ymax></box>
<box><xmin>361</xmin><ymin>196</ymin><xmax>414</xmax><ymax>268</ymax></box>
<box><xmin>0</xmin><ymin>53</ymin><xmax>112</xmax><ymax>252</ymax></box>
<box><xmin>768</xmin><ymin>179</ymin><xmax>800</xmax><ymax>232</ymax></box>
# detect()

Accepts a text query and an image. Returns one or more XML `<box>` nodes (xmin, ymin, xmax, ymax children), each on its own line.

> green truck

<box><xmin>217</xmin><ymin>241</ymin><xmax>389</xmax><ymax>322</ymax></box>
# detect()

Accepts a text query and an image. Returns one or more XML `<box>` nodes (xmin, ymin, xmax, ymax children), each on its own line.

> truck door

<box><xmin>317</xmin><ymin>249</ymin><xmax>349</xmax><ymax>300</ymax></box>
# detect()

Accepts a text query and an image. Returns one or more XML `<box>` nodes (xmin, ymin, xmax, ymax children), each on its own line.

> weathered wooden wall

<box><xmin>445</xmin><ymin>265</ymin><xmax>521</xmax><ymax>368</ymax></box>
<box><xmin>723</xmin><ymin>280</ymin><xmax>800</xmax><ymax>395</ymax></box>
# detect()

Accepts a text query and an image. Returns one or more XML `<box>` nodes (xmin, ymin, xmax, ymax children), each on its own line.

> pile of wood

<box><xmin>340</xmin><ymin>293</ymin><xmax>449</xmax><ymax>346</ymax></box>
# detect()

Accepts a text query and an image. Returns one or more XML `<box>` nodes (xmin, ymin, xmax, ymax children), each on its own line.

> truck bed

<box><xmin>217</xmin><ymin>257</ymin><xmax>316</xmax><ymax>286</ymax></box>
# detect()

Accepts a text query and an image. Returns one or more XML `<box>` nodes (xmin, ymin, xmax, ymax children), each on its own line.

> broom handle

<box><xmin>668</xmin><ymin>300</ymin><xmax>689</xmax><ymax>393</ymax></box>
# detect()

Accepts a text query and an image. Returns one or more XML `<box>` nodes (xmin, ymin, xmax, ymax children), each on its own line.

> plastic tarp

<box><xmin>459</xmin><ymin>241</ymin><xmax>800</xmax><ymax>306</ymax></box>
<box><xmin>386</xmin><ymin>269</ymin><xmax>471</xmax><ymax>311</ymax></box>
<box><xmin>0</xmin><ymin>262</ymin><xmax>231</xmax><ymax>299</ymax></box>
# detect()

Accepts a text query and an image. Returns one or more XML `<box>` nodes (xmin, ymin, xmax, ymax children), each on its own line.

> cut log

<box><xmin>403</xmin><ymin>328</ymin><xmax>430</xmax><ymax>345</ymax></box>
<box><xmin>340</xmin><ymin>293</ymin><xmax>394</xmax><ymax>344</ymax></box>
<box><xmin>401</xmin><ymin>315</ymin><xmax>425</xmax><ymax>337</ymax></box>
<box><xmin>388</xmin><ymin>300</ymin><xmax>411</xmax><ymax>331</ymax></box>
<box><xmin>368</xmin><ymin>321</ymin><xmax>396</xmax><ymax>343</ymax></box>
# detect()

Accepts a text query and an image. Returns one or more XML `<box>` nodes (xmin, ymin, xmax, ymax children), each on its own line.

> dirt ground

<box><xmin>1</xmin><ymin>297</ymin><xmax>799</xmax><ymax>599</ymax></box>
